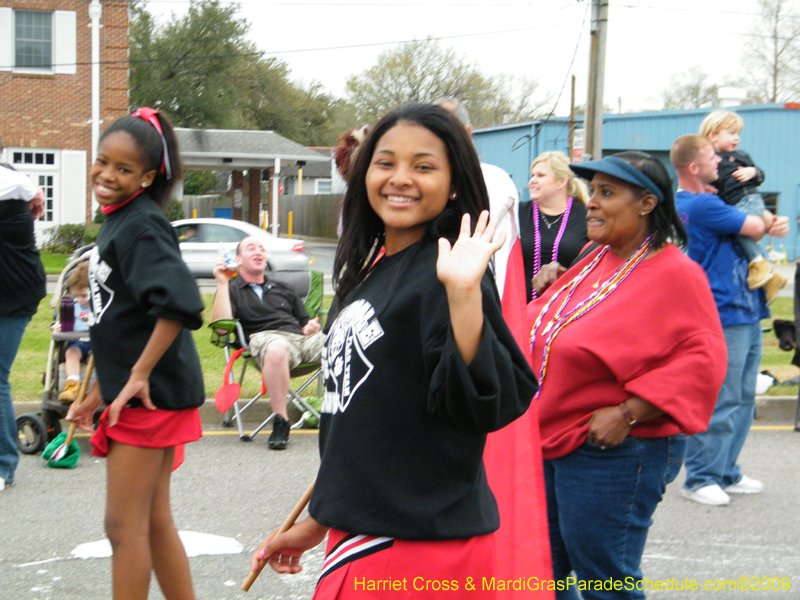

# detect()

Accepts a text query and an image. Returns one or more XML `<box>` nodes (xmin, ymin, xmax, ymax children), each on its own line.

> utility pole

<box><xmin>585</xmin><ymin>0</ymin><xmax>608</xmax><ymax>161</ymax></box>
<box><xmin>569</xmin><ymin>75</ymin><xmax>576</xmax><ymax>159</ymax></box>
<box><xmin>89</xmin><ymin>0</ymin><xmax>102</xmax><ymax>220</ymax></box>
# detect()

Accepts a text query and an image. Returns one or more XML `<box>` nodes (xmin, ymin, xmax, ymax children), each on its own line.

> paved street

<box><xmin>3</xmin><ymin>399</ymin><xmax>800</xmax><ymax>599</ymax></box>
<box><xmin>21</xmin><ymin>253</ymin><xmax>800</xmax><ymax>599</ymax></box>
<box><xmin>3</xmin><ymin>408</ymin><xmax>324</xmax><ymax>600</ymax></box>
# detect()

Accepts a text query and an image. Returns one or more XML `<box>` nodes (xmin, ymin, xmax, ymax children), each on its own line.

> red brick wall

<box><xmin>0</xmin><ymin>0</ymin><xmax>130</xmax><ymax>222</ymax></box>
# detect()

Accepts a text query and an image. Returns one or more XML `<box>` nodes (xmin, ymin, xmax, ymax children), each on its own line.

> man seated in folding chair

<box><xmin>210</xmin><ymin>236</ymin><xmax>324</xmax><ymax>449</ymax></box>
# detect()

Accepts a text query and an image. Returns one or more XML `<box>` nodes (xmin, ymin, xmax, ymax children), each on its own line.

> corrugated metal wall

<box><xmin>474</xmin><ymin>104</ymin><xmax>800</xmax><ymax>259</ymax></box>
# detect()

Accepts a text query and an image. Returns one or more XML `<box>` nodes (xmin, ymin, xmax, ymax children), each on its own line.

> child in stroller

<box><xmin>15</xmin><ymin>250</ymin><xmax>94</xmax><ymax>455</ymax></box>
<box><xmin>55</xmin><ymin>261</ymin><xmax>91</xmax><ymax>402</ymax></box>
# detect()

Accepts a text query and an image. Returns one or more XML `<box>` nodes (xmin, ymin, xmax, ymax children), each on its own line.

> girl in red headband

<box><xmin>67</xmin><ymin>108</ymin><xmax>204</xmax><ymax>600</ymax></box>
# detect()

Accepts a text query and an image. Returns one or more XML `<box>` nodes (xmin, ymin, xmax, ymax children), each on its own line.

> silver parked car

<box><xmin>171</xmin><ymin>218</ymin><xmax>312</xmax><ymax>277</ymax></box>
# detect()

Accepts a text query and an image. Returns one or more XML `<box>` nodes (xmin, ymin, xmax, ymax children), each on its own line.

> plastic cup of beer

<box><xmin>223</xmin><ymin>253</ymin><xmax>238</xmax><ymax>279</ymax></box>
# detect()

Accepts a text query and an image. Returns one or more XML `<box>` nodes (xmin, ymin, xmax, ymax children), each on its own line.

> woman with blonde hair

<box><xmin>520</xmin><ymin>150</ymin><xmax>589</xmax><ymax>300</ymax></box>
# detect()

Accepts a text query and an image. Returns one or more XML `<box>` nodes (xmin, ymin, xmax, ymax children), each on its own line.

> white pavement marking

<box><xmin>14</xmin><ymin>532</ymin><xmax>244</xmax><ymax>569</ymax></box>
<box><xmin>71</xmin><ymin>531</ymin><xmax>243</xmax><ymax>560</ymax></box>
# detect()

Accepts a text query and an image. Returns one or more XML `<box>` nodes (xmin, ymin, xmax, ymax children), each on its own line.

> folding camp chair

<box><xmin>209</xmin><ymin>270</ymin><xmax>324</xmax><ymax>442</ymax></box>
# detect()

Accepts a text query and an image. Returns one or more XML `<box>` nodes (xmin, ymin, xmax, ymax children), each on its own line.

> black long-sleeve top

<box><xmin>88</xmin><ymin>195</ymin><xmax>205</xmax><ymax>410</ymax></box>
<box><xmin>310</xmin><ymin>240</ymin><xmax>537</xmax><ymax>540</ymax></box>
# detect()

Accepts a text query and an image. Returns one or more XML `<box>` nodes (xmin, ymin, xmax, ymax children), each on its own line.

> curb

<box><xmin>14</xmin><ymin>395</ymin><xmax>797</xmax><ymax>420</ymax></box>
<box><xmin>11</xmin><ymin>398</ymin><xmax>312</xmax><ymax>429</ymax></box>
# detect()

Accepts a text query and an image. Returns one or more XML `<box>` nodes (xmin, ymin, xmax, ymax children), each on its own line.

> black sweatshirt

<box><xmin>88</xmin><ymin>195</ymin><xmax>204</xmax><ymax>409</ymax></box>
<box><xmin>310</xmin><ymin>240</ymin><xmax>537</xmax><ymax>540</ymax></box>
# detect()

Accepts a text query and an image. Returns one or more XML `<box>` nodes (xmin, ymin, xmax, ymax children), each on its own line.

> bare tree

<box><xmin>345</xmin><ymin>38</ymin><xmax>549</xmax><ymax>127</ymax></box>
<box><xmin>661</xmin><ymin>67</ymin><xmax>719</xmax><ymax>110</ymax></box>
<box><xmin>742</xmin><ymin>0</ymin><xmax>800</xmax><ymax>103</ymax></box>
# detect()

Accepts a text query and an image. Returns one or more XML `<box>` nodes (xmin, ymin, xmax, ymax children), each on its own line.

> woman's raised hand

<box><xmin>437</xmin><ymin>211</ymin><xmax>506</xmax><ymax>291</ymax></box>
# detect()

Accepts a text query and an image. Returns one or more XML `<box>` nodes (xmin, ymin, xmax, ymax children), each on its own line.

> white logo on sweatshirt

<box><xmin>87</xmin><ymin>247</ymin><xmax>114</xmax><ymax>325</ymax></box>
<box><xmin>321</xmin><ymin>299</ymin><xmax>384</xmax><ymax>415</ymax></box>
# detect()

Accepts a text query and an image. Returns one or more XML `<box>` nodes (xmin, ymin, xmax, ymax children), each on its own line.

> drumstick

<box><xmin>241</xmin><ymin>477</ymin><xmax>316</xmax><ymax>592</ymax></box>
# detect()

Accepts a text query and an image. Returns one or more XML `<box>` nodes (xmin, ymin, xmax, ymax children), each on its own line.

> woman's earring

<box><xmin>142</xmin><ymin>182</ymin><xmax>149</xmax><ymax>188</ymax></box>
<box><xmin>450</xmin><ymin>191</ymin><xmax>457</xmax><ymax>201</ymax></box>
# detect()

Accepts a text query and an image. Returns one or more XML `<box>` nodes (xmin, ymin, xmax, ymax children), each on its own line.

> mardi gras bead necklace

<box><xmin>531</xmin><ymin>197</ymin><xmax>573</xmax><ymax>300</ymax></box>
<box><xmin>529</xmin><ymin>234</ymin><xmax>655</xmax><ymax>397</ymax></box>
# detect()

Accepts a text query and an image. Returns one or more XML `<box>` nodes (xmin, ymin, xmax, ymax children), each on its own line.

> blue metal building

<box><xmin>473</xmin><ymin>104</ymin><xmax>800</xmax><ymax>259</ymax></box>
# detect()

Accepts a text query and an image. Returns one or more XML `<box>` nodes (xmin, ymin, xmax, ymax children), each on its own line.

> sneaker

<box><xmin>681</xmin><ymin>484</ymin><xmax>730</xmax><ymax>506</ymax></box>
<box><xmin>0</xmin><ymin>478</ymin><xmax>5</xmax><ymax>491</ymax></box>
<box><xmin>764</xmin><ymin>272</ymin><xmax>787</xmax><ymax>304</ymax></box>
<box><xmin>724</xmin><ymin>475</ymin><xmax>763</xmax><ymax>494</ymax></box>
<box><xmin>747</xmin><ymin>259</ymin><xmax>772</xmax><ymax>289</ymax></box>
<box><xmin>59</xmin><ymin>380</ymin><xmax>80</xmax><ymax>403</ymax></box>
<box><xmin>268</xmin><ymin>415</ymin><xmax>290</xmax><ymax>450</ymax></box>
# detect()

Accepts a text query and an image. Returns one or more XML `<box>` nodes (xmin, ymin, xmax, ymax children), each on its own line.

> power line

<box><xmin>0</xmin><ymin>23</ymin><xmax>579</xmax><ymax>70</ymax></box>
<box><xmin>614</xmin><ymin>3</ymin><xmax>760</xmax><ymax>17</ymax></box>
<box><xmin>511</xmin><ymin>0</ymin><xmax>591</xmax><ymax>154</ymax></box>
<box><xmin>144</xmin><ymin>0</ymin><xmax>575</xmax><ymax>6</ymax></box>
<box><xmin>144</xmin><ymin>0</ymin><xmax>760</xmax><ymax>14</ymax></box>
<box><xmin>144</xmin><ymin>0</ymin><xmax>765</xmax><ymax>17</ymax></box>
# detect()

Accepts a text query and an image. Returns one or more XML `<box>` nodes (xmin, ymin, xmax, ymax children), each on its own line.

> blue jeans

<box><xmin>735</xmin><ymin>194</ymin><xmax>766</xmax><ymax>262</ymax></box>
<box><xmin>545</xmin><ymin>435</ymin><xmax>686</xmax><ymax>600</ymax></box>
<box><xmin>684</xmin><ymin>322</ymin><xmax>761</xmax><ymax>490</ymax></box>
<box><xmin>0</xmin><ymin>315</ymin><xmax>32</xmax><ymax>485</ymax></box>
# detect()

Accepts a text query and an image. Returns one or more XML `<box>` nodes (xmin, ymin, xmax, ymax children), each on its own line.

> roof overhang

<box><xmin>175</xmin><ymin>128</ymin><xmax>330</xmax><ymax>170</ymax></box>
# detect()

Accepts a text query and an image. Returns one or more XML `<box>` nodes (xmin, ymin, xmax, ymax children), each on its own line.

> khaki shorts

<box><xmin>248</xmin><ymin>330</ymin><xmax>326</xmax><ymax>371</ymax></box>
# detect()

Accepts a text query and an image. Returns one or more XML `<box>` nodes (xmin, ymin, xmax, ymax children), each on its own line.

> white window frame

<box><xmin>0</xmin><ymin>8</ymin><xmax>76</xmax><ymax>75</ymax></box>
<box><xmin>10</xmin><ymin>148</ymin><xmax>59</xmax><ymax>224</ymax></box>
<box><xmin>13</xmin><ymin>9</ymin><xmax>53</xmax><ymax>73</ymax></box>
<box><xmin>315</xmin><ymin>178</ymin><xmax>332</xmax><ymax>194</ymax></box>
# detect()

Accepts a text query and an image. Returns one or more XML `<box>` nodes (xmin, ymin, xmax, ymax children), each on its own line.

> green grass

<box><xmin>11</xmin><ymin>294</ymin><xmax>797</xmax><ymax>403</ymax></box>
<box><xmin>10</xmin><ymin>293</ymin><xmax>333</xmax><ymax>404</ymax></box>
<box><xmin>39</xmin><ymin>253</ymin><xmax>70</xmax><ymax>275</ymax></box>
<box><xmin>761</xmin><ymin>296</ymin><xmax>799</xmax><ymax>396</ymax></box>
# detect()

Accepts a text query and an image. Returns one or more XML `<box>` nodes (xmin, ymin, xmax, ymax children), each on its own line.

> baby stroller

<box><xmin>16</xmin><ymin>249</ymin><xmax>96</xmax><ymax>454</ymax></box>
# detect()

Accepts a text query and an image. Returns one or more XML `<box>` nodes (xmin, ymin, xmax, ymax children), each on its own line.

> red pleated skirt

<box><xmin>313</xmin><ymin>529</ymin><xmax>499</xmax><ymax>599</ymax></box>
<box><xmin>90</xmin><ymin>405</ymin><xmax>202</xmax><ymax>470</ymax></box>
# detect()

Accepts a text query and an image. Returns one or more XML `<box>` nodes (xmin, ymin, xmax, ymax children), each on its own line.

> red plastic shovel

<box><xmin>214</xmin><ymin>348</ymin><xmax>246</xmax><ymax>412</ymax></box>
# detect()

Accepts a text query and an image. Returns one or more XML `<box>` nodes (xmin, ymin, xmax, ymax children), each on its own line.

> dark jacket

<box><xmin>713</xmin><ymin>149</ymin><xmax>765</xmax><ymax>206</ymax></box>
<box><xmin>0</xmin><ymin>165</ymin><xmax>45</xmax><ymax>318</ymax></box>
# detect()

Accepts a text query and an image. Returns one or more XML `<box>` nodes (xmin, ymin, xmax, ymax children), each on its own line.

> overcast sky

<box><xmin>145</xmin><ymin>0</ymin><xmax>759</xmax><ymax>116</ymax></box>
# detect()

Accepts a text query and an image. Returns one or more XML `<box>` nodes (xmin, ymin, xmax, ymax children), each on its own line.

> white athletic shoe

<box><xmin>724</xmin><ymin>475</ymin><xmax>764</xmax><ymax>494</ymax></box>
<box><xmin>681</xmin><ymin>484</ymin><xmax>730</xmax><ymax>506</ymax></box>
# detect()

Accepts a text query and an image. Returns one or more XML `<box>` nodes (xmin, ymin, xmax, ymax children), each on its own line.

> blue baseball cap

<box><xmin>569</xmin><ymin>156</ymin><xmax>664</xmax><ymax>203</ymax></box>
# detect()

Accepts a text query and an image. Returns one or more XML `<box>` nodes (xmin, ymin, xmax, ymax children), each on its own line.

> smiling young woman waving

<box><xmin>249</xmin><ymin>103</ymin><xmax>538</xmax><ymax>599</ymax></box>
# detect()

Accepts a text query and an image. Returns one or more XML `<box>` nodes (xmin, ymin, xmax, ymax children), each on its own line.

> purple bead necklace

<box><xmin>531</xmin><ymin>197</ymin><xmax>573</xmax><ymax>300</ymax></box>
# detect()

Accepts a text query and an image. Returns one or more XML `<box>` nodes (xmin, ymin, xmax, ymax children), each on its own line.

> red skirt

<box><xmin>313</xmin><ymin>529</ymin><xmax>499</xmax><ymax>599</ymax></box>
<box><xmin>90</xmin><ymin>405</ymin><xmax>202</xmax><ymax>471</ymax></box>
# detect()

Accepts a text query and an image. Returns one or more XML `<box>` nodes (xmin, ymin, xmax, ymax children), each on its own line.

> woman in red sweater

<box><xmin>528</xmin><ymin>151</ymin><xmax>727</xmax><ymax>599</ymax></box>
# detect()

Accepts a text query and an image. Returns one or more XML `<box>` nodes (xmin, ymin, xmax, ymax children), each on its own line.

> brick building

<box><xmin>0</xmin><ymin>0</ymin><xmax>129</xmax><ymax>238</ymax></box>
